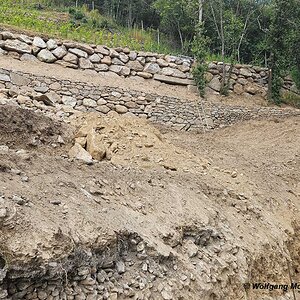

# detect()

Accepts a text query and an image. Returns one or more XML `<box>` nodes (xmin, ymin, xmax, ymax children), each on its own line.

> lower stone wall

<box><xmin>0</xmin><ymin>68</ymin><xmax>299</xmax><ymax>130</ymax></box>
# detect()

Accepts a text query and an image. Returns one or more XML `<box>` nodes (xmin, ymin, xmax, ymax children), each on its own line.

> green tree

<box><xmin>268</xmin><ymin>0</ymin><xmax>300</xmax><ymax>103</ymax></box>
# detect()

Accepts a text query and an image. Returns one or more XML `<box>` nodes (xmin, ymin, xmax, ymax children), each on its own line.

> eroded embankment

<box><xmin>0</xmin><ymin>106</ymin><xmax>300</xmax><ymax>300</ymax></box>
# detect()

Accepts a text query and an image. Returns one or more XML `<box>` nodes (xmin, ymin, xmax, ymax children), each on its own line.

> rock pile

<box><xmin>0</xmin><ymin>67</ymin><xmax>299</xmax><ymax>132</ymax></box>
<box><xmin>69</xmin><ymin>113</ymin><xmax>208</xmax><ymax>171</ymax></box>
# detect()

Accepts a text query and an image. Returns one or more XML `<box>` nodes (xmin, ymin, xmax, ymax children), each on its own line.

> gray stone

<box><xmin>143</xmin><ymin>63</ymin><xmax>160</xmax><ymax>74</ymax></box>
<box><xmin>47</xmin><ymin>39</ymin><xmax>57</xmax><ymax>50</ymax></box>
<box><xmin>185</xmin><ymin>240</ymin><xmax>198</xmax><ymax>258</ymax></box>
<box><xmin>96</xmin><ymin>105</ymin><xmax>110</xmax><ymax>114</ymax></box>
<box><xmin>37</xmin><ymin>290</ymin><xmax>48</xmax><ymax>300</ymax></box>
<box><xmin>129</xmin><ymin>51</ymin><xmax>137</xmax><ymax>60</ymax></box>
<box><xmin>10</xmin><ymin>73</ymin><xmax>30</xmax><ymax>86</ymax></box>
<box><xmin>126</xmin><ymin>60</ymin><xmax>144</xmax><ymax>72</ymax></box>
<box><xmin>240</xmin><ymin>68</ymin><xmax>253</xmax><ymax>77</ymax></box>
<box><xmin>34</xmin><ymin>86</ymin><xmax>49</xmax><ymax>93</ymax></box>
<box><xmin>63</xmin><ymin>53</ymin><xmax>78</xmax><ymax>64</ymax></box>
<box><xmin>52</xmin><ymin>46</ymin><xmax>67</xmax><ymax>59</ymax></box>
<box><xmin>69</xmin><ymin>48</ymin><xmax>88</xmax><ymax>58</ymax></box>
<box><xmin>110</xmin><ymin>49</ymin><xmax>119</xmax><ymax>58</ymax></box>
<box><xmin>18</xmin><ymin>34</ymin><xmax>32</xmax><ymax>44</ymax></box>
<box><xmin>0</xmin><ymin>208</ymin><xmax>7</xmax><ymax>218</ymax></box>
<box><xmin>4</xmin><ymin>39</ymin><xmax>31</xmax><ymax>54</ymax></box>
<box><xmin>37</xmin><ymin>49</ymin><xmax>57</xmax><ymax>63</ymax></box>
<box><xmin>94</xmin><ymin>64</ymin><xmax>109</xmax><ymax>72</ymax></box>
<box><xmin>101</xmin><ymin>56</ymin><xmax>112</xmax><ymax>65</ymax></box>
<box><xmin>89</xmin><ymin>53</ymin><xmax>101</xmax><ymax>63</ymax></box>
<box><xmin>97</xmin><ymin>99</ymin><xmax>107</xmax><ymax>105</ymax></box>
<box><xmin>79</xmin><ymin>58</ymin><xmax>94</xmax><ymax>69</ymax></box>
<box><xmin>44</xmin><ymin>91</ymin><xmax>61</xmax><ymax>104</ymax></box>
<box><xmin>0</xmin><ymin>48</ymin><xmax>7</xmax><ymax>55</ymax></box>
<box><xmin>208</xmin><ymin>77</ymin><xmax>221</xmax><ymax>92</ymax></box>
<box><xmin>165</xmin><ymin>55</ymin><xmax>177</xmax><ymax>63</ymax></box>
<box><xmin>69</xmin><ymin>143</ymin><xmax>93</xmax><ymax>165</ymax></box>
<box><xmin>137</xmin><ymin>72</ymin><xmax>153</xmax><ymax>79</ymax></box>
<box><xmin>76</xmin><ymin>43</ymin><xmax>94</xmax><ymax>55</ymax></box>
<box><xmin>119</xmin><ymin>53</ymin><xmax>129</xmax><ymax>63</ymax></box>
<box><xmin>83</xmin><ymin>98</ymin><xmax>97</xmax><ymax>107</ymax></box>
<box><xmin>62</xmin><ymin>95</ymin><xmax>77</xmax><ymax>107</ymax></box>
<box><xmin>116</xmin><ymin>261</ymin><xmax>126</xmax><ymax>274</ymax></box>
<box><xmin>20</xmin><ymin>54</ymin><xmax>39</xmax><ymax>62</ymax></box>
<box><xmin>115</xmin><ymin>105</ymin><xmax>128</xmax><ymax>114</ymax></box>
<box><xmin>120</xmin><ymin>66</ymin><xmax>130</xmax><ymax>76</ymax></box>
<box><xmin>112</xmin><ymin>57</ymin><xmax>124</xmax><ymax>65</ymax></box>
<box><xmin>161</xmin><ymin>290</ymin><xmax>173</xmax><ymax>300</ymax></box>
<box><xmin>157</xmin><ymin>59</ymin><xmax>168</xmax><ymax>67</ymax></box>
<box><xmin>233</xmin><ymin>83</ymin><xmax>244</xmax><ymax>95</ymax></box>
<box><xmin>178</xmin><ymin>63</ymin><xmax>190</xmax><ymax>72</ymax></box>
<box><xmin>0</xmin><ymin>74</ymin><xmax>10</xmax><ymax>82</ymax></box>
<box><xmin>153</xmin><ymin>74</ymin><xmax>194</xmax><ymax>86</ymax></box>
<box><xmin>34</xmin><ymin>93</ymin><xmax>55</xmax><ymax>106</ymax></box>
<box><xmin>109</xmin><ymin>65</ymin><xmax>123</xmax><ymax>75</ymax></box>
<box><xmin>95</xmin><ymin>45</ymin><xmax>110</xmax><ymax>56</ymax></box>
<box><xmin>33</xmin><ymin>36</ymin><xmax>47</xmax><ymax>48</ymax></box>
<box><xmin>1</xmin><ymin>31</ymin><xmax>15</xmax><ymax>40</ymax></box>
<box><xmin>12</xmin><ymin>195</ymin><xmax>26</xmax><ymax>205</ymax></box>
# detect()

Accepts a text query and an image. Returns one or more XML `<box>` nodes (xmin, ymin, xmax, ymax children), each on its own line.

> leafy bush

<box><xmin>191</xmin><ymin>27</ymin><xmax>209</xmax><ymax>97</ymax></box>
<box><xmin>281</xmin><ymin>91</ymin><xmax>300</xmax><ymax>108</ymax></box>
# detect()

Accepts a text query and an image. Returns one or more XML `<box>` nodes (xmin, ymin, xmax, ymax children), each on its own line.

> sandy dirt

<box><xmin>0</xmin><ymin>104</ymin><xmax>299</xmax><ymax>299</ymax></box>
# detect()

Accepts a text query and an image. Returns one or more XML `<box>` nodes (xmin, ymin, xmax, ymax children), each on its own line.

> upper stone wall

<box><xmin>0</xmin><ymin>31</ymin><xmax>298</xmax><ymax>99</ymax></box>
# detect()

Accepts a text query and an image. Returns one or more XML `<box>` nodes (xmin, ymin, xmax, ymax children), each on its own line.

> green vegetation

<box><xmin>191</xmin><ymin>26</ymin><xmax>209</xmax><ymax>97</ymax></box>
<box><xmin>0</xmin><ymin>0</ymin><xmax>172</xmax><ymax>53</ymax></box>
<box><xmin>0</xmin><ymin>0</ymin><xmax>299</xmax><ymax>104</ymax></box>
<box><xmin>282</xmin><ymin>91</ymin><xmax>300</xmax><ymax>109</ymax></box>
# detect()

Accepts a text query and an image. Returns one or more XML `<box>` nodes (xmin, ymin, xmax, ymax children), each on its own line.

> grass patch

<box><xmin>281</xmin><ymin>91</ymin><xmax>300</xmax><ymax>108</ymax></box>
<box><xmin>0</xmin><ymin>0</ymin><xmax>173</xmax><ymax>53</ymax></box>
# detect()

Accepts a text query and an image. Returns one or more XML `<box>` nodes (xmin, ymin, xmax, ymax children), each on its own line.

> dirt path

<box><xmin>0</xmin><ymin>56</ymin><xmax>199</xmax><ymax>101</ymax></box>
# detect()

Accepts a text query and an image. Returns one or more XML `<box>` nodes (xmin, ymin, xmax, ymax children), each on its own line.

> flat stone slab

<box><xmin>153</xmin><ymin>74</ymin><xmax>195</xmax><ymax>86</ymax></box>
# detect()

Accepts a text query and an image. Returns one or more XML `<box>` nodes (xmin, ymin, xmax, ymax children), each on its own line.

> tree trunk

<box><xmin>199</xmin><ymin>0</ymin><xmax>204</xmax><ymax>24</ymax></box>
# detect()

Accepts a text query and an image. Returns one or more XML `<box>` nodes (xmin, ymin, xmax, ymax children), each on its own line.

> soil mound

<box><xmin>0</xmin><ymin>105</ymin><xmax>73</xmax><ymax>149</ymax></box>
<box><xmin>69</xmin><ymin>112</ymin><xmax>208</xmax><ymax>171</ymax></box>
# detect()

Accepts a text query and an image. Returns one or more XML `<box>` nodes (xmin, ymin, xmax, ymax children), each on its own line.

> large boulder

<box><xmin>208</xmin><ymin>77</ymin><xmax>221</xmax><ymax>92</ymax></box>
<box><xmin>69</xmin><ymin>48</ymin><xmax>88</xmax><ymax>58</ymax></box>
<box><xmin>95</xmin><ymin>45</ymin><xmax>110</xmax><ymax>56</ymax></box>
<box><xmin>63</xmin><ymin>53</ymin><xmax>78</xmax><ymax>64</ymax></box>
<box><xmin>4</xmin><ymin>40</ymin><xmax>31</xmax><ymax>54</ymax></box>
<box><xmin>33</xmin><ymin>37</ymin><xmax>47</xmax><ymax>48</ymax></box>
<box><xmin>69</xmin><ymin>143</ymin><xmax>93</xmax><ymax>165</ymax></box>
<box><xmin>86</xmin><ymin>130</ymin><xmax>106</xmax><ymax>161</ymax></box>
<box><xmin>37</xmin><ymin>49</ymin><xmax>57</xmax><ymax>63</ymax></box>
<box><xmin>62</xmin><ymin>95</ymin><xmax>77</xmax><ymax>107</ymax></box>
<box><xmin>79</xmin><ymin>58</ymin><xmax>94</xmax><ymax>69</ymax></box>
<box><xmin>143</xmin><ymin>63</ymin><xmax>160</xmax><ymax>74</ymax></box>
<box><xmin>126</xmin><ymin>60</ymin><xmax>144</xmax><ymax>72</ymax></box>
<box><xmin>52</xmin><ymin>46</ymin><xmax>67</xmax><ymax>59</ymax></box>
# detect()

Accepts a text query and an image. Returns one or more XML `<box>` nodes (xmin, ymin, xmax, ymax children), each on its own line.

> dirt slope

<box><xmin>0</xmin><ymin>105</ymin><xmax>299</xmax><ymax>300</ymax></box>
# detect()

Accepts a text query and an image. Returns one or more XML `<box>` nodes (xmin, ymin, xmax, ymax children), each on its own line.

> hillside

<box><xmin>0</xmin><ymin>0</ymin><xmax>171</xmax><ymax>53</ymax></box>
<box><xmin>0</xmin><ymin>9</ymin><xmax>300</xmax><ymax>299</ymax></box>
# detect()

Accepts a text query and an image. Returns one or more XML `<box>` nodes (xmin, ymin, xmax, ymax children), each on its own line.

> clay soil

<box><xmin>0</xmin><ymin>104</ymin><xmax>300</xmax><ymax>299</ymax></box>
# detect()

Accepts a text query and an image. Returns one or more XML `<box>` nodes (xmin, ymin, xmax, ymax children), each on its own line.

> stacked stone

<box><xmin>0</xmin><ymin>68</ymin><xmax>299</xmax><ymax>132</ymax></box>
<box><xmin>0</xmin><ymin>31</ymin><xmax>194</xmax><ymax>86</ymax></box>
<box><xmin>0</xmin><ymin>235</ymin><xmax>197</xmax><ymax>300</ymax></box>
<box><xmin>205</xmin><ymin>62</ymin><xmax>270</xmax><ymax>97</ymax></box>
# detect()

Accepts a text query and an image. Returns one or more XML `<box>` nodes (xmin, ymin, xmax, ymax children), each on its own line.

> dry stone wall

<box><xmin>0</xmin><ymin>67</ymin><xmax>299</xmax><ymax>130</ymax></box>
<box><xmin>0</xmin><ymin>31</ymin><xmax>298</xmax><ymax>99</ymax></box>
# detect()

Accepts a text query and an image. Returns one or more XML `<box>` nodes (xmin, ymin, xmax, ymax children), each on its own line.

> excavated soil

<box><xmin>0</xmin><ymin>106</ymin><xmax>300</xmax><ymax>300</ymax></box>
